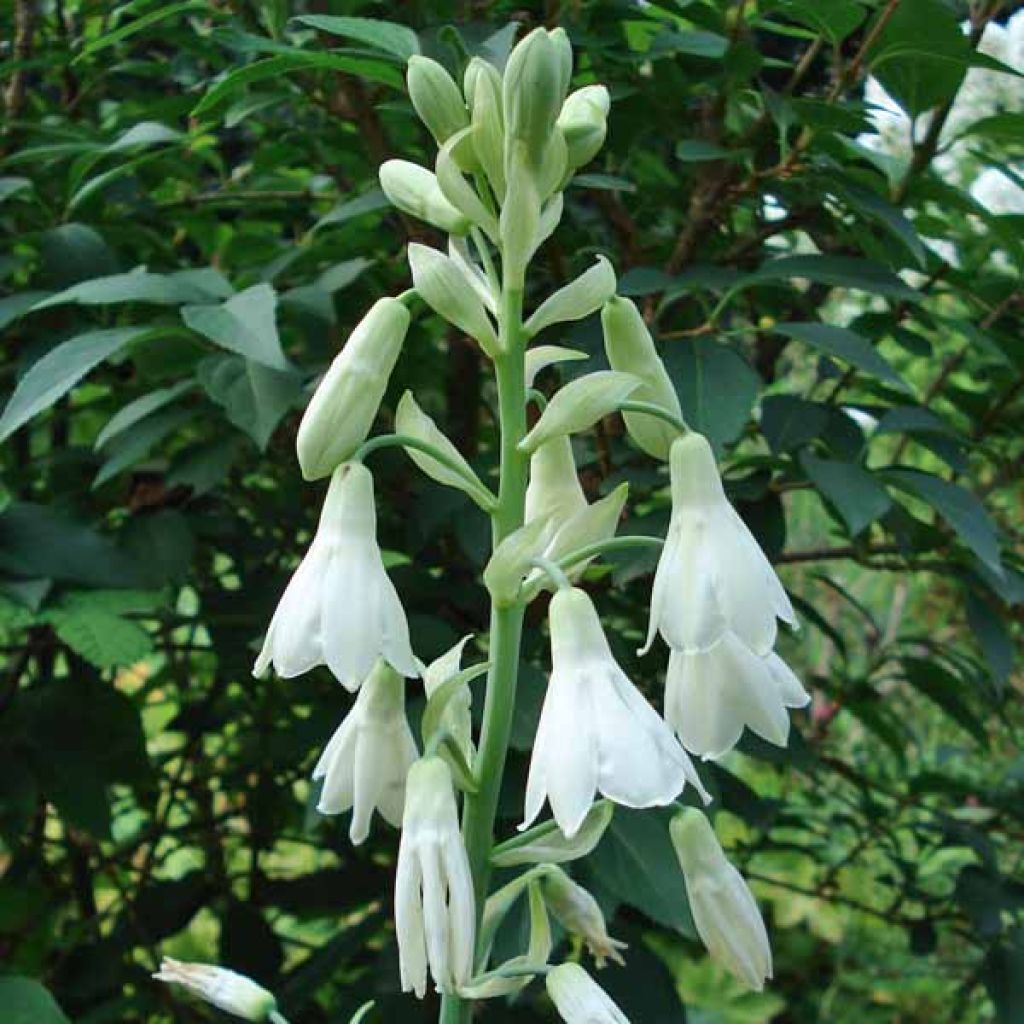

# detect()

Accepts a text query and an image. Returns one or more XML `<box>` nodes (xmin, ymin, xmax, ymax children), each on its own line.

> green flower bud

<box><xmin>466</xmin><ymin>58</ymin><xmax>506</xmax><ymax>198</ymax></box>
<box><xmin>379</xmin><ymin>159</ymin><xmax>471</xmax><ymax>235</ymax></box>
<box><xmin>296</xmin><ymin>297</ymin><xmax>410</xmax><ymax>480</ymax></box>
<box><xmin>541</xmin><ymin>867</ymin><xmax>627</xmax><ymax>967</ymax></box>
<box><xmin>519</xmin><ymin>370</ymin><xmax>640</xmax><ymax>453</ymax></box>
<box><xmin>558</xmin><ymin>85</ymin><xmax>610</xmax><ymax>171</ymax></box>
<box><xmin>500</xmin><ymin>141</ymin><xmax>540</xmax><ymax>289</ymax></box>
<box><xmin>502</xmin><ymin>28</ymin><xmax>567</xmax><ymax>165</ymax></box>
<box><xmin>407</xmin><ymin>55</ymin><xmax>469</xmax><ymax>146</ymax></box>
<box><xmin>601</xmin><ymin>296</ymin><xmax>684</xmax><ymax>459</ymax></box>
<box><xmin>408</xmin><ymin>243</ymin><xmax>500</xmax><ymax>356</ymax></box>
<box><xmin>549</xmin><ymin>26</ymin><xmax>574</xmax><ymax>99</ymax></box>
<box><xmin>524</xmin><ymin>256</ymin><xmax>616</xmax><ymax>337</ymax></box>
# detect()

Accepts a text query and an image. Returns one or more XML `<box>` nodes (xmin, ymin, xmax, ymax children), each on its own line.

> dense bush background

<box><xmin>1</xmin><ymin>1</ymin><xmax>1022</xmax><ymax>1021</ymax></box>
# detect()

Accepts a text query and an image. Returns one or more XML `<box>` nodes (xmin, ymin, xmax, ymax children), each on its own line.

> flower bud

<box><xmin>524</xmin><ymin>435</ymin><xmax>587</xmax><ymax>540</ymax></box>
<box><xmin>525</xmin><ymin>256</ymin><xmax>616</xmax><ymax>337</ymax></box>
<box><xmin>500</xmin><ymin>141</ymin><xmax>541</xmax><ymax>289</ymax></box>
<box><xmin>549</xmin><ymin>27</ymin><xmax>574</xmax><ymax>99</ymax></box>
<box><xmin>379</xmin><ymin>160</ymin><xmax>471</xmax><ymax>235</ymax></box>
<box><xmin>671</xmin><ymin>808</ymin><xmax>772</xmax><ymax>991</ymax></box>
<box><xmin>466</xmin><ymin>58</ymin><xmax>506</xmax><ymax>198</ymax></box>
<box><xmin>408</xmin><ymin>243</ymin><xmax>500</xmax><ymax>356</ymax></box>
<box><xmin>153</xmin><ymin>958</ymin><xmax>277</xmax><ymax>1021</ymax></box>
<box><xmin>407</xmin><ymin>55</ymin><xmax>469</xmax><ymax>146</ymax></box>
<box><xmin>559</xmin><ymin>85</ymin><xmax>610</xmax><ymax>171</ymax></box>
<box><xmin>296</xmin><ymin>297</ymin><xmax>410</xmax><ymax>480</ymax></box>
<box><xmin>542</xmin><ymin>867</ymin><xmax>627</xmax><ymax>966</ymax></box>
<box><xmin>546</xmin><ymin>963</ymin><xmax>630</xmax><ymax>1024</ymax></box>
<box><xmin>395</xmin><ymin>390</ymin><xmax>492</xmax><ymax>508</ymax></box>
<box><xmin>601</xmin><ymin>296</ymin><xmax>682</xmax><ymax>459</ymax></box>
<box><xmin>519</xmin><ymin>370</ymin><xmax>640</xmax><ymax>453</ymax></box>
<box><xmin>503</xmin><ymin>28</ymin><xmax>567</xmax><ymax>164</ymax></box>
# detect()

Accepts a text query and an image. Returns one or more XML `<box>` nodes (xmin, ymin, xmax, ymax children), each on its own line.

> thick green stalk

<box><xmin>440</xmin><ymin>287</ymin><xmax>528</xmax><ymax>1024</ymax></box>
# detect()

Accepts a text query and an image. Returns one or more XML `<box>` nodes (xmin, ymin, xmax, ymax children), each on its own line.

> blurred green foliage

<box><xmin>0</xmin><ymin>1</ymin><xmax>1022</xmax><ymax>1022</ymax></box>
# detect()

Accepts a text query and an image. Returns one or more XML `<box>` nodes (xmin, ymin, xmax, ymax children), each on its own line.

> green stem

<box><xmin>557</xmin><ymin>534</ymin><xmax>665</xmax><ymax>572</ymax></box>
<box><xmin>530</xmin><ymin>555</ymin><xmax>572</xmax><ymax>591</ymax></box>
<box><xmin>440</xmin><ymin>286</ymin><xmax>528</xmax><ymax>1024</ymax></box>
<box><xmin>618</xmin><ymin>399</ymin><xmax>690</xmax><ymax>434</ymax></box>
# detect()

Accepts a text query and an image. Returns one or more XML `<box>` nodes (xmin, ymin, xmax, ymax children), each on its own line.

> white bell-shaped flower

<box><xmin>665</xmin><ymin>634</ymin><xmax>810</xmax><ymax>760</ymax></box>
<box><xmin>153</xmin><ymin>958</ymin><xmax>277</xmax><ymax>1021</ymax></box>
<box><xmin>253</xmin><ymin>462</ymin><xmax>419</xmax><ymax>689</ymax></box>
<box><xmin>395</xmin><ymin>757</ymin><xmax>476</xmax><ymax>998</ymax></box>
<box><xmin>546</xmin><ymin>963</ymin><xmax>630</xmax><ymax>1024</ymax></box>
<box><xmin>643</xmin><ymin>433</ymin><xmax>797</xmax><ymax>657</ymax></box>
<box><xmin>312</xmin><ymin>660</ymin><xmax>418</xmax><ymax>844</ymax></box>
<box><xmin>670</xmin><ymin>808</ymin><xmax>772</xmax><ymax>991</ymax></box>
<box><xmin>523</xmin><ymin>587</ymin><xmax>708</xmax><ymax>838</ymax></box>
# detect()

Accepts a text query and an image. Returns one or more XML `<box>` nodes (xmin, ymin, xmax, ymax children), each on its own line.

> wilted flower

<box><xmin>546</xmin><ymin>963</ymin><xmax>630</xmax><ymax>1024</ymax></box>
<box><xmin>541</xmin><ymin>867</ymin><xmax>627</xmax><ymax>966</ymax></box>
<box><xmin>523</xmin><ymin>587</ymin><xmax>708</xmax><ymax>838</ymax></box>
<box><xmin>665</xmin><ymin>634</ymin><xmax>810</xmax><ymax>760</ymax></box>
<box><xmin>296</xmin><ymin>296</ymin><xmax>410</xmax><ymax>480</ymax></box>
<box><xmin>671</xmin><ymin>808</ymin><xmax>772</xmax><ymax>991</ymax></box>
<box><xmin>642</xmin><ymin>433</ymin><xmax>797</xmax><ymax>657</ymax></box>
<box><xmin>313</xmin><ymin>660</ymin><xmax>418</xmax><ymax>844</ymax></box>
<box><xmin>153</xmin><ymin>958</ymin><xmax>277</xmax><ymax>1021</ymax></box>
<box><xmin>253</xmin><ymin>462</ymin><xmax>419</xmax><ymax>689</ymax></box>
<box><xmin>395</xmin><ymin>757</ymin><xmax>476</xmax><ymax>997</ymax></box>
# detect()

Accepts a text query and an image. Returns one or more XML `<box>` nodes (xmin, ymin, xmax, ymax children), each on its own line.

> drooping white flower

<box><xmin>665</xmin><ymin>634</ymin><xmax>810</xmax><ymax>760</ymax></box>
<box><xmin>670</xmin><ymin>808</ymin><xmax>772</xmax><ymax>991</ymax></box>
<box><xmin>253</xmin><ymin>462</ymin><xmax>419</xmax><ymax>689</ymax></box>
<box><xmin>312</xmin><ymin>660</ymin><xmax>418</xmax><ymax>844</ymax></box>
<box><xmin>395</xmin><ymin>757</ymin><xmax>476</xmax><ymax>998</ymax></box>
<box><xmin>523</xmin><ymin>587</ymin><xmax>708</xmax><ymax>838</ymax></box>
<box><xmin>541</xmin><ymin>866</ymin><xmax>627</xmax><ymax>967</ymax></box>
<box><xmin>546</xmin><ymin>963</ymin><xmax>630</xmax><ymax>1024</ymax></box>
<box><xmin>643</xmin><ymin>433</ymin><xmax>796</xmax><ymax>658</ymax></box>
<box><xmin>153</xmin><ymin>958</ymin><xmax>277</xmax><ymax>1021</ymax></box>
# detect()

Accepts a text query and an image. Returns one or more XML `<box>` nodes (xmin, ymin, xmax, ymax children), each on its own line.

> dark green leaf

<box><xmin>0</xmin><ymin>977</ymin><xmax>72</xmax><ymax>1024</ymax></box>
<box><xmin>182</xmin><ymin>284</ymin><xmax>288</xmax><ymax>370</ymax></box>
<box><xmin>751</xmin><ymin>255</ymin><xmax>919</xmax><ymax>301</ymax></box>
<box><xmin>760</xmin><ymin>395</ymin><xmax>830</xmax><ymax>453</ymax></box>
<box><xmin>774</xmin><ymin>321</ymin><xmax>910</xmax><ymax>391</ymax></box>
<box><xmin>800</xmin><ymin>453</ymin><xmax>892</xmax><ymax>536</ymax></box>
<box><xmin>291</xmin><ymin>15</ymin><xmax>421</xmax><ymax>60</ymax></box>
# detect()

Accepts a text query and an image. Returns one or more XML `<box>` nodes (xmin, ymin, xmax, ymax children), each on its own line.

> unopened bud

<box><xmin>407</xmin><ymin>56</ymin><xmax>469</xmax><ymax>146</ymax></box>
<box><xmin>671</xmin><ymin>808</ymin><xmax>773</xmax><ymax>991</ymax></box>
<box><xmin>524</xmin><ymin>256</ymin><xmax>616</xmax><ymax>337</ymax></box>
<box><xmin>296</xmin><ymin>297</ymin><xmax>409</xmax><ymax>480</ymax></box>
<box><xmin>503</xmin><ymin>28</ymin><xmax>566</xmax><ymax>164</ymax></box>
<box><xmin>379</xmin><ymin>160</ymin><xmax>471</xmax><ymax>235</ymax></box>
<box><xmin>542</xmin><ymin>867</ymin><xmax>627</xmax><ymax>967</ymax></box>
<box><xmin>154</xmin><ymin>958</ymin><xmax>277</xmax><ymax>1021</ymax></box>
<box><xmin>408</xmin><ymin>243</ymin><xmax>500</xmax><ymax>356</ymax></box>
<box><xmin>466</xmin><ymin>58</ymin><xmax>506</xmax><ymax>198</ymax></box>
<box><xmin>519</xmin><ymin>371</ymin><xmax>640</xmax><ymax>453</ymax></box>
<box><xmin>602</xmin><ymin>296</ymin><xmax>683</xmax><ymax>459</ymax></box>
<box><xmin>546</xmin><ymin>963</ymin><xmax>630</xmax><ymax>1024</ymax></box>
<box><xmin>436</xmin><ymin>129</ymin><xmax>499</xmax><ymax>238</ymax></box>
<box><xmin>559</xmin><ymin>85</ymin><xmax>610</xmax><ymax>171</ymax></box>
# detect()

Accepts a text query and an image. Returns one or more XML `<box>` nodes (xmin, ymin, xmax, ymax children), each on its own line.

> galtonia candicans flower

<box><xmin>253</xmin><ymin>462</ymin><xmax>419</xmax><ymax>689</ymax></box>
<box><xmin>546</xmin><ymin>963</ymin><xmax>630</xmax><ymax>1024</ymax></box>
<box><xmin>642</xmin><ymin>433</ymin><xmax>797</xmax><ymax>657</ymax></box>
<box><xmin>395</xmin><ymin>757</ymin><xmax>476</xmax><ymax>997</ymax></box>
<box><xmin>153</xmin><ymin>958</ymin><xmax>277</xmax><ymax>1021</ymax></box>
<box><xmin>671</xmin><ymin>808</ymin><xmax>772</xmax><ymax>991</ymax></box>
<box><xmin>541</xmin><ymin>866</ymin><xmax>627</xmax><ymax>967</ymax></box>
<box><xmin>313</xmin><ymin>659</ymin><xmax>418</xmax><ymax>844</ymax></box>
<box><xmin>665</xmin><ymin>634</ymin><xmax>810</xmax><ymax>760</ymax></box>
<box><xmin>523</xmin><ymin>587</ymin><xmax>708</xmax><ymax>838</ymax></box>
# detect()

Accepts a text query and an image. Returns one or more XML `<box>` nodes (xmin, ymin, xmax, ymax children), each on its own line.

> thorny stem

<box><xmin>440</xmin><ymin>285</ymin><xmax>529</xmax><ymax>1024</ymax></box>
